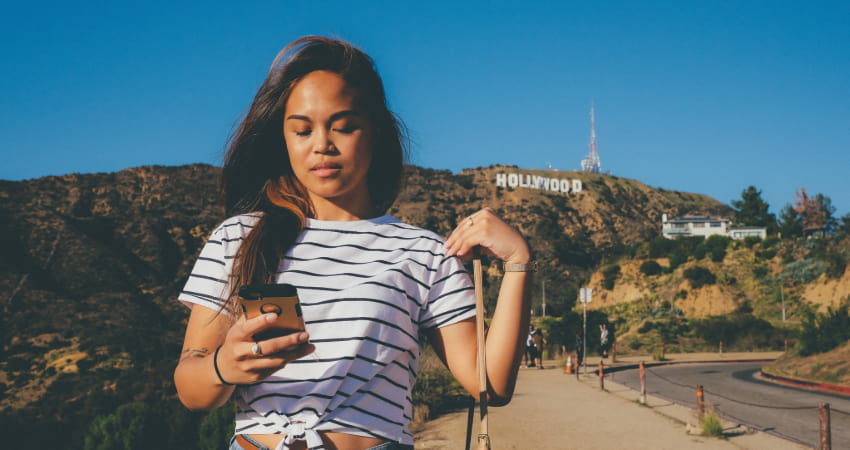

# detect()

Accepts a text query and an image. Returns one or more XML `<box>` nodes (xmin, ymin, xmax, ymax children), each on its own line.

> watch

<box><xmin>504</xmin><ymin>261</ymin><xmax>538</xmax><ymax>272</ymax></box>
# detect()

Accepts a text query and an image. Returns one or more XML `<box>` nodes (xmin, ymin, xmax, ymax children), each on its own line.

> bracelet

<box><xmin>504</xmin><ymin>261</ymin><xmax>538</xmax><ymax>272</ymax></box>
<box><xmin>213</xmin><ymin>345</ymin><xmax>235</xmax><ymax>386</ymax></box>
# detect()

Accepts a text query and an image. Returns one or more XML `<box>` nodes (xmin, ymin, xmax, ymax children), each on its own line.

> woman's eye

<box><xmin>294</xmin><ymin>129</ymin><xmax>312</xmax><ymax>136</ymax></box>
<box><xmin>333</xmin><ymin>125</ymin><xmax>358</xmax><ymax>134</ymax></box>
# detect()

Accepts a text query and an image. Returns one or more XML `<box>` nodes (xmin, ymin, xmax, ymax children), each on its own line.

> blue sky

<box><xmin>2</xmin><ymin>1</ymin><xmax>848</xmax><ymax>217</ymax></box>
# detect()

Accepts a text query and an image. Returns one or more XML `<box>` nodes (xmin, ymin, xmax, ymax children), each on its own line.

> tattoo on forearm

<box><xmin>180</xmin><ymin>347</ymin><xmax>210</xmax><ymax>363</ymax></box>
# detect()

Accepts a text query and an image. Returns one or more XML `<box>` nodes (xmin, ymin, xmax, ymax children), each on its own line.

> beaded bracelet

<box><xmin>213</xmin><ymin>345</ymin><xmax>235</xmax><ymax>386</ymax></box>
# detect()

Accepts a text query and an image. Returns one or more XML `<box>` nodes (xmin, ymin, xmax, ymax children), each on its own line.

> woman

<box><xmin>174</xmin><ymin>36</ymin><xmax>533</xmax><ymax>450</ymax></box>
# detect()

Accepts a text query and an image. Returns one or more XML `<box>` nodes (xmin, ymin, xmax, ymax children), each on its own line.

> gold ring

<box><xmin>251</xmin><ymin>342</ymin><xmax>263</xmax><ymax>356</ymax></box>
<box><xmin>467</xmin><ymin>217</ymin><xmax>474</xmax><ymax>227</ymax></box>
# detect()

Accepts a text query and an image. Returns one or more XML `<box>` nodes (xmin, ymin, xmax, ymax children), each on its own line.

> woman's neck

<box><xmin>309</xmin><ymin>194</ymin><xmax>376</xmax><ymax>222</ymax></box>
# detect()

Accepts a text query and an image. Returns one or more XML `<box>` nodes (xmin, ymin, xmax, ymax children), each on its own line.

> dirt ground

<box><xmin>415</xmin><ymin>354</ymin><xmax>808</xmax><ymax>450</ymax></box>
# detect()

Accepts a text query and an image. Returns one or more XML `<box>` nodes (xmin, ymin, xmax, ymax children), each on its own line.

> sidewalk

<box><xmin>414</xmin><ymin>352</ymin><xmax>806</xmax><ymax>450</ymax></box>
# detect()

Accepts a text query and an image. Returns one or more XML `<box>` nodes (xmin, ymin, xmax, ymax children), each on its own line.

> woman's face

<box><xmin>283</xmin><ymin>70</ymin><xmax>373</xmax><ymax>216</ymax></box>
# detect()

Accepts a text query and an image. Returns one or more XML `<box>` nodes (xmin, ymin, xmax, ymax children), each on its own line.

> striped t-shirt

<box><xmin>178</xmin><ymin>214</ymin><xmax>476</xmax><ymax>447</ymax></box>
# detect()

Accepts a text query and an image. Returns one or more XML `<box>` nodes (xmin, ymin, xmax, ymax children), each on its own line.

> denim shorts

<box><xmin>228</xmin><ymin>434</ymin><xmax>413</xmax><ymax>450</ymax></box>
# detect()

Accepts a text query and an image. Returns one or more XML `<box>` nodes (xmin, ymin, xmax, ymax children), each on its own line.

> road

<box><xmin>610</xmin><ymin>362</ymin><xmax>850</xmax><ymax>448</ymax></box>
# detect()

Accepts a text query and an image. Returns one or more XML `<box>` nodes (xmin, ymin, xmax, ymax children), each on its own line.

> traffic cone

<box><xmin>565</xmin><ymin>355</ymin><xmax>573</xmax><ymax>374</ymax></box>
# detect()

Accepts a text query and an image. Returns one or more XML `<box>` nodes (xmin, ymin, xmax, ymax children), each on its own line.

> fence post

<box><xmin>696</xmin><ymin>385</ymin><xmax>704</xmax><ymax>417</ymax></box>
<box><xmin>639</xmin><ymin>361</ymin><xmax>646</xmax><ymax>405</ymax></box>
<box><xmin>819</xmin><ymin>402</ymin><xmax>831</xmax><ymax>450</ymax></box>
<box><xmin>661</xmin><ymin>342</ymin><xmax>666</xmax><ymax>360</ymax></box>
<box><xmin>719</xmin><ymin>341</ymin><xmax>723</xmax><ymax>356</ymax></box>
<box><xmin>598</xmin><ymin>360</ymin><xmax>604</xmax><ymax>390</ymax></box>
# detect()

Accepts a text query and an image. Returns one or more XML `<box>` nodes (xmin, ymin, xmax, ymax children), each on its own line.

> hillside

<box><xmin>0</xmin><ymin>163</ymin><xmax>751</xmax><ymax>448</ymax></box>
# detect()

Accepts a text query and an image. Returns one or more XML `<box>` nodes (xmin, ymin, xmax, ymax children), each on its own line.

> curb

<box><xmin>760</xmin><ymin>370</ymin><xmax>850</xmax><ymax>398</ymax></box>
<box><xmin>587</xmin><ymin>358</ymin><xmax>778</xmax><ymax>374</ymax></box>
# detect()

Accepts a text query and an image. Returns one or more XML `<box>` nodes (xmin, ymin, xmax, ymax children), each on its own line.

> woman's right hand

<box><xmin>216</xmin><ymin>313</ymin><xmax>315</xmax><ymax>384</ymax></box>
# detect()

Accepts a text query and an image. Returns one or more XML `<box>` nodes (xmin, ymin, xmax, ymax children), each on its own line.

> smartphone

<box><xmin>238</xmin><ymin>283</ymin><xmax>306</xmax><ymax>342</ymax></box>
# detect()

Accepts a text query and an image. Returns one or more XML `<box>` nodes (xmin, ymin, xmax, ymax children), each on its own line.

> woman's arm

<box><xmin>431</xmin><ymin>208</ymin><xmax>532</xmax><ymax>405</ymax></box>
<box><xmin>174</xmin><ymin>305</ymin><xmax>315</xmax><ymax>411</ymax></box>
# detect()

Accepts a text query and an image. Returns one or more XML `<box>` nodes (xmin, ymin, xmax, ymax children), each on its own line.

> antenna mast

<box><xmin>581</xmin><ymin>102</ymin><xmax>602</xmax><ymax>173</ymax></box>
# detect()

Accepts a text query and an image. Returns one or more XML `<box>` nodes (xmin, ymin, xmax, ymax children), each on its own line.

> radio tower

<box><xmin>580</xmin><ymin>102</ymin><xmax>602</xmax><ymax>173</ymax></box>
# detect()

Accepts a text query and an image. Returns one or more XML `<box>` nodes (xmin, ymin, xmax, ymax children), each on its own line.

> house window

<box><xmin>693</xmin><ymin>222</ymin><xmax>705</xmax><ymax>228</ymax></box>
<box><xmin>710</xmin><ymin>222</ymin><xmax>722</xmax><ymax>228</ymax></box>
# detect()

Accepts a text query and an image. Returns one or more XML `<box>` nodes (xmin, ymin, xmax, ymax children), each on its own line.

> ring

<box><xmin>467</xmin><ymin>217</ymin><xmax>474</xmax><ymax>227</ymax></box>
<box><xmin>251</xmin><ymin>342</ymin><xmax>263</xmax><ymax>356</ymax></box>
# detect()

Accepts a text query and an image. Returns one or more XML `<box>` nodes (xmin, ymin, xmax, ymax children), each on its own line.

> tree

<box><xmin>731</xmin><ymin>186</ymin><xmax>776</xmax><ymax>233</ymax></box>
<box><xmin>778</xmin><ymin>204</ymin><xmax>803</xmax><ymax>238</ymax></box>
<box><xmin>815</xmin><ymin>193</ymin><xmax>838</xmax><ymax>234</ymax></box>
<box><xmin>839</xmin><ymin>212</ymin><xmax>850</xmax><ymax>236</ymax></box>
<box><xmin>794</xmin><ymin>188</ymin><xmax>837</xmax><ymax>235</ymax></box>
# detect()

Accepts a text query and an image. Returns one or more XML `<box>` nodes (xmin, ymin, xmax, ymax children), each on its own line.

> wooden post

<box><xmin>719</xmin><ymin>341</ymin><xmax>723</xmax><ymax>356</ymax></box>
<box><xmin>598</xmin><ymin>360</ymin><xmax>604</xmax><ymax>390</ymax></box>
<box><xmin>696</xmin><ymin>385</ymin><xmax>705</xmax><ymax>417</ymax></box>
<box><xmin>639</xmin><ymin>361</ymin><xmax>647</xmax><ymax>405</ymax></box>
<box><xmin>819</xmin><ymin>402</ymin><xmax>831</xmax><ymax>450</ymax></box>
<box><xmin>611</xmin><ymin>340</ymin><xmax>617</xmax><ymax>363</ymax></box>
<box><xmin>661</xmin><ymin>341</ymin><xmax>666</xmax><ymax>360</ymax></box>
<box><xmin>784</xmin><ymin>339</ymin><xmax>788</xmax><ymax>353</ymax></box>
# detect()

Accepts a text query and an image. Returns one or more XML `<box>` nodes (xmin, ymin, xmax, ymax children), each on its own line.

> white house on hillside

<box><xmin>661</xmin><ymin>214</ymin><xmax>767</xmax><ymax>240</ymax></box>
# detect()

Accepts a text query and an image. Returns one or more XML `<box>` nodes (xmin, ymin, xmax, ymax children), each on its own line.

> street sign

<box><xmin>580</xmin><ymin>287</ymin><xmax>593</xmax><ymax>304</ymax></box>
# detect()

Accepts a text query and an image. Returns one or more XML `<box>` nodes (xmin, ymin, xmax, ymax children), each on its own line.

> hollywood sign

<box><xmin>495</xmin><ymin>172</ymin><xmax>583</xmax><ymax>194</ymax></box>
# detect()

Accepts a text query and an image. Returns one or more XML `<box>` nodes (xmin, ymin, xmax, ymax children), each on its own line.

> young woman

<box><xmin>174</xmin><ymin>36</ymin><xmax>533</xmax><ymax>450</ymax></box>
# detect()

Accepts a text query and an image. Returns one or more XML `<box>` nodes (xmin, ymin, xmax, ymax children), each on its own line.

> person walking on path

<box><xmin>531</xmin><ymin>327</ymin><xmax>546</xmax><ymax>369</ymax></box>
<box><xmin>599</xmin><ymin>323</ymin><xmax>610</xmax><ymax>358</ymax></box>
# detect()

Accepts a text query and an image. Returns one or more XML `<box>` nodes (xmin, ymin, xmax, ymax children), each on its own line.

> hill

<box><xmin>0</xmin><ymin>163</ymin><xmax>739</xmax><ymax>448</ymax></box>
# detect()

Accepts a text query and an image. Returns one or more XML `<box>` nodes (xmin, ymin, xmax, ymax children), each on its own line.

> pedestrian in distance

<box><xmin>599</xmin><ymin>323</ymin><xmax>609</xmax><ymax>358</ymax></box>
<box><xmin>531</xmin><ymin>326</ymin><xmax>547</xmax><ymax>369</ymax></box>
<box><xmin>524</xmin><ymin>325</ymin><xmax>537</xmax><ymax>368</ymax></box>
<box><xmin>173</xmin><ymin>36</ymin><xmax>534</xmax><ymax>450</ymax></box>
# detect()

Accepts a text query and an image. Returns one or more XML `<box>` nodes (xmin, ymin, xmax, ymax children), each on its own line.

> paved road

<box><xmin>610</xmin><ymin>362</ymin><xmax>850</xmax><ymax>448</ymax></box>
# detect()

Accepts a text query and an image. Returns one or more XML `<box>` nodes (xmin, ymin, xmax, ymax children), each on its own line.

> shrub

<box><xmin>691</xmin><ymin>314</ymin><xmax>785</xmax><ymax>349</ymax></box>
<box><xmin>683</xmin><ymin>266</ymin><xmax>716</xmax><ymax>289</ymax></box>
<box><xmin>752</xmin><ymin>265</ymin><xmax>768</xmax><ymax>279</ymax></box>
<box><xmin>783</xmin><ymin>259</ymin><xmax>827</xmax><ymax>284</ymax></box>
<box><xmin>84</xmin><ymin>402</ymin><xmax>169</xmax><ymax>450</ymax></box>
<box><xmin>762</xmin><ymin>236</ymin><xmax>781</xmax><ymax>248</ymax></box>
<box><xmin>743</xmin><ymin>236</ymin><xmax>761</xmax><ymax>248</ymax></box>
<box><xmin>699</xmin><ymin>409</ymin><xmax>724</xmax><ymax>437</ymax></box>
<box><xmin>601</xmin><ymin>265</ymin><xmax>621</xmax><ymax>290</ymax></box>
<box><xmin>669</xmin><ymin>249</ymin><xmax>687</xmax><ymax>269</ymax></box>
<box><xmin>798</xmin><ymin>302</ymin><xmax>850</xmax><ymax>356</ymax></box>
<box><xmin>640</xmin><ymin>260</ymin><xmax>662</xmax><ymax>276</ymax></box>
<box><xmin>757</xmin><ymin>249</ymin><xmax>777</xmax><ymax>260</ymax></box>
<box><xmin>198</xmin><ymin>403</ymin><xmax>236</xmax><ymax>450</ymax></box>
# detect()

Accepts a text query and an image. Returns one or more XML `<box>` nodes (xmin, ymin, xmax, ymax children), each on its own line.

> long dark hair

<box><xmin>220</xmin><ymin>36</ymin><xmax>406</xmax><ymax>312</ymax></box>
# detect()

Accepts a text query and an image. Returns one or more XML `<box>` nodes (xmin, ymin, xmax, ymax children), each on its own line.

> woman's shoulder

<box><xmin>374</xmin><ymin>216</ymin><xmax>446</xmax><ymax>245</ymax></box>
<box><xmin>210</xmin><ymin>213</ymin><xmax>263</xmax><ymax>238</ymax></box>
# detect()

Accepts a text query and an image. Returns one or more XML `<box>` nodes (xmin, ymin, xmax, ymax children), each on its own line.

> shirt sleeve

<box><xmin>419</xmin><ymin>253</ymin><xmax>476</xmax><ymax>329</ymax></box>
<box><xmin>177</xmin><ymin>225</ymin><xmax>233</xmax><ymax>312</ymax></box>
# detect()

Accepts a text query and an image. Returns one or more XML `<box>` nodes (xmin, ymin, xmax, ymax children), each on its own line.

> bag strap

<box><xmin>472</xmin><ymin>247</ymin><xmax>491</xmax><ymax>449</ymax></box>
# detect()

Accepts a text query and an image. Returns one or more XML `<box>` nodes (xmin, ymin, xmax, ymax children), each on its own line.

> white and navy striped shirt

<box><xmin>178</xmin><ymin>214</ymin><xmax>476</xmax><ymax>447</ymax></box>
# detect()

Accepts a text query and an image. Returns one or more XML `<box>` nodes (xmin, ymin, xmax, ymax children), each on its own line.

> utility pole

<box><xmin>580</xmin><ymin>288</ymin><xmax>592</xmax><ymax>376</ymax></box>
<box><xmin>542</xmin><ymin>280</ymin><xmax>546</xmax><ymax>317</ymax></box>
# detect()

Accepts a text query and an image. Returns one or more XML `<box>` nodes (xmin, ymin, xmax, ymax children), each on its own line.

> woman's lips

<box><xmin>311</xmin><ymin>163</ymin><xmax>341</xmax><ymax>177</ymax></box>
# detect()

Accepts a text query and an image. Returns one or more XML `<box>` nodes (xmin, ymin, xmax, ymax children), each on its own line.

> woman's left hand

<box><xmin>444</xmin><ymin>208</ymin><xmax>531</xmax><ymax>264</ymax></box>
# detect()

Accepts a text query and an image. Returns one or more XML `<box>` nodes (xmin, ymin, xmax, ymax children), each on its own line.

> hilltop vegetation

<box><xmin>1</xmin><ymin>164</ymin><xmax>846</xmax><ymax>448</ymax></box>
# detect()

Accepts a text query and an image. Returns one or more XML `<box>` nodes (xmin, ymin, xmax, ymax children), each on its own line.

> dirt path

<box><xmin>415</xmin><ymin>355</ymin><xmax>807</xmax><ymax>449</ymax></box>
